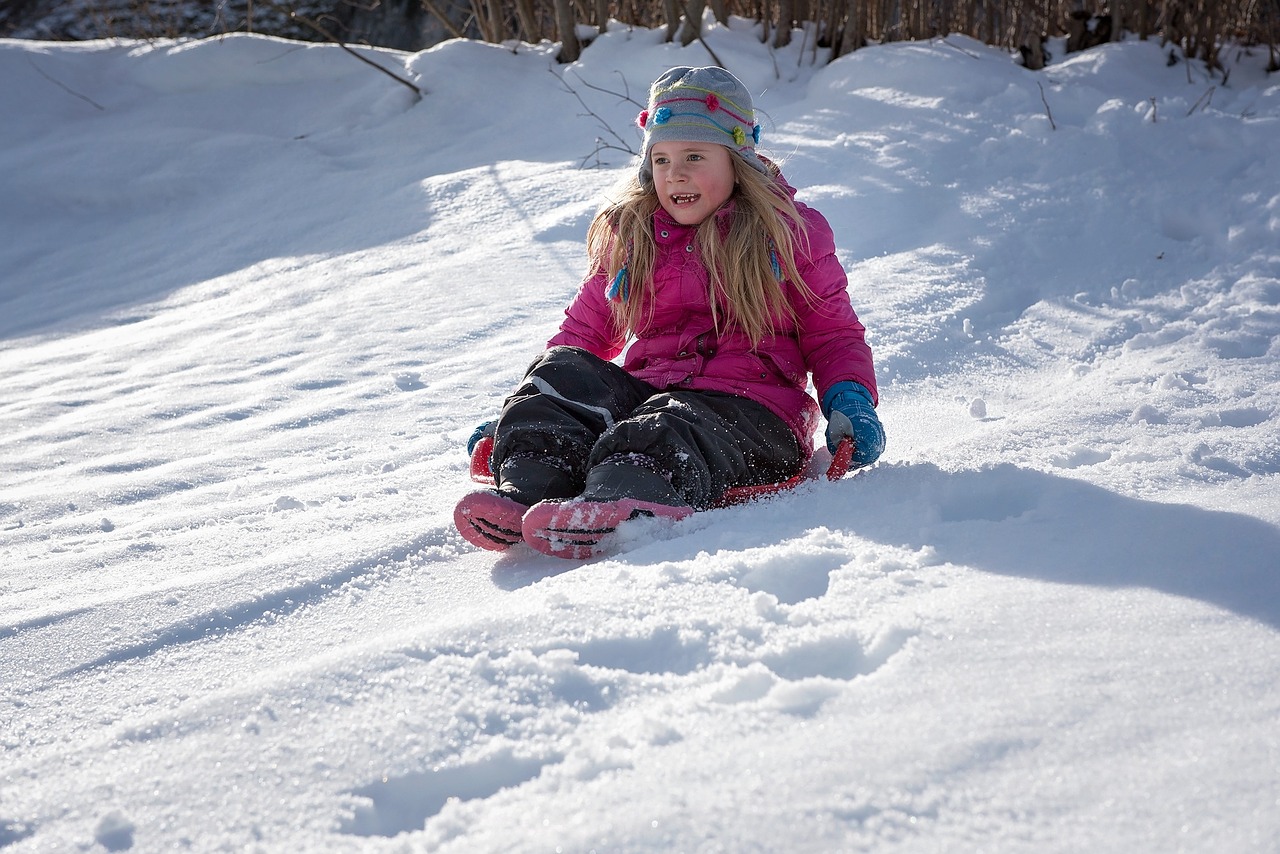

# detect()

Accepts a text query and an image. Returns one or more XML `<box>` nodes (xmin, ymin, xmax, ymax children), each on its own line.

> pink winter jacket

<box><xmin>548</xmin><ymin>178</ymin><xmax>877</xmax><ymax>452</ymax></box>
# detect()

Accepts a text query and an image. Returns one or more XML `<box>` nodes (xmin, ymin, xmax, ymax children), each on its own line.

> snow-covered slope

<box><xmin>2</xmin><ymin>23</ymin><xmax>1278</xmax><ymax>852</ymax></box>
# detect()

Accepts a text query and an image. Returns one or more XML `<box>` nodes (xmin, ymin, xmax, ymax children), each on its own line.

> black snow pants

<box><xmin>491</xmin><ymin>346</ymin><xmax>802</xmax><ymax>510</ymax></box>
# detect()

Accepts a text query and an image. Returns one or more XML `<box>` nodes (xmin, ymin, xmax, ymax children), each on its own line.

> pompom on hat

<box><xmin>637</xmin><ymin>66</ymin><xmax>767</xmax><ymax>187</ymax></box>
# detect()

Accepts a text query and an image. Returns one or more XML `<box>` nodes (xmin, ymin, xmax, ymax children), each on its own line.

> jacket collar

<box><xmin>652</xmin><ymin>198</ymin><xmax>738</xmax><ymax>242</ymax></box>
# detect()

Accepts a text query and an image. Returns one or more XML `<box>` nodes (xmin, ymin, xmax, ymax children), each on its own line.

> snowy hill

<box><xmin>2</xmin><ymin>22</ymin><xmax>1279</xmax><ymax>852</ymax></box>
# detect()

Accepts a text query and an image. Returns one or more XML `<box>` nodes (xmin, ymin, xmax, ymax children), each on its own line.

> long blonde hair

<box><xmin>585</xmin><ymin>156</ymin><xmax>811</xmax><ymax>346</ymax></box>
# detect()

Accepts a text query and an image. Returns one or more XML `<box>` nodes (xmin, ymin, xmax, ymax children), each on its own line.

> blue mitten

<box><xmin>820</xmin><ymin>382</ymin><xmax>885</xmax><ymax>467</ymax></box>
<box><xmin>467</xmin><ymin>420</ymin><xmax>496</xmax><ymax>455</ymax></box>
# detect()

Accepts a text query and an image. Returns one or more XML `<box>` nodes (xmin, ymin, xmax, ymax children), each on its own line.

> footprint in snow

<box><xmin>341</xmin><ymin>748</ymin><xmax>552</xmax><ymax>838</ymax></box>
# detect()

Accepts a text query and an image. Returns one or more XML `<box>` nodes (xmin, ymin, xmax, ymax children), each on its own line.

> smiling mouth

<box><xmin>671</xmin><ymin>193</ymin><xmax>700</xmax><ymax>205</ymax></box>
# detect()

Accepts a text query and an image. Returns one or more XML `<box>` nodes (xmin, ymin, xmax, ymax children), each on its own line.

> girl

<box><xmin>455</xmin><ymin>65</ymin><xmax>884</xmax><ymax>559</ymax></box>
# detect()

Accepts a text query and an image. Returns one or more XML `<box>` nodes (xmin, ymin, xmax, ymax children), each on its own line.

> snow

<box><xmin>2</xmin><ymin>21</ymin><xmax>1279</xmax><ymax>852</ymax></box>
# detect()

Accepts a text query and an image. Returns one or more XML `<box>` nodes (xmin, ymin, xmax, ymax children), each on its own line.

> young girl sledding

<box><xmin>454</xmin><ymin>65</ymin><xmax>884</xmax><ymax>559</ymax></box>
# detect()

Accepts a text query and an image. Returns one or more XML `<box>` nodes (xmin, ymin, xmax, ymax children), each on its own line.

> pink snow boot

<box><xmin>455</xmin><ymin>455</ymin><xmax>579</xmax><ymax>551</ymax></box>
<box><xmin>522</xmin><ymin>460</ymin><xmax>693</xmax><ymax>559</ymax></box>
<box><xmin>453</xmin><ymin>489</ymin><xmax>527</xmax><ymax>551</ymax></box>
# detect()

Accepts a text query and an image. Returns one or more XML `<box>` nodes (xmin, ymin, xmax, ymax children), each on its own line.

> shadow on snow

<box><xmin>814</xmin><ymin>462</ymin><xmax>1280</xmax><ymax>630</ymax></box>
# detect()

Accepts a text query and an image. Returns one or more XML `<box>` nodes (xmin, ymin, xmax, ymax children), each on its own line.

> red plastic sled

<box><xmin>468</xmin><ymin>434</ymin><xmax>854</xmax><ymax>508</ymax></box>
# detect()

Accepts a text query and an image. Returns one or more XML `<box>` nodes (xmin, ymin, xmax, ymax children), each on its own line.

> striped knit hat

<box><xmin>637</xmin><ymin>66</ymin><xmax>767</xmax><ymax>187</ymax></box>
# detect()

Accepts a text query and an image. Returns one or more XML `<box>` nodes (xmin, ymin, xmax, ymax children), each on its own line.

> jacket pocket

<box><xmin>758</xmin><ymin>349</ymin><xmax>806</xmax><ymax>387</ymax></box>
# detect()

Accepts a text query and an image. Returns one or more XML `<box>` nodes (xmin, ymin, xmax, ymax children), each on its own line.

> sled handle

<box><xmin>469</xmin><ymin>434</ymin><xmax>496</xmax><ymax>483</ymax></box>
<box><xmin>826</xmin><ymin>436</ymin><xmax>854</xmax><ymax>481</ymax></box>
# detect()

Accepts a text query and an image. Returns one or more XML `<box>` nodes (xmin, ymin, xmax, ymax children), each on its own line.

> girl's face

<box><xmin>649</xmin><ymin>142</ymin><xmax>736</xmax><ymax>225</ymax></box>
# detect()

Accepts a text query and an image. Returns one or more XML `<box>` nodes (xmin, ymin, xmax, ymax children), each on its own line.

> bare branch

<box><xmin>28</xmin><ymin>58</ymin><xmax>106</xmax><ymax>111</ymax></box>
<box><xmin>1037</xmin><ymin>81</ymin><xmax>1056</xmax><ymax>131</ymax></box>
<box><xmin>696</xmin><ymin>33</ymin><xmax>725</xmax><ymax>66</ymax></box>
<box><xmin>1187</xmin><ymin>86</ymin><xmax>1216</xmax><ymax>116</ymax></box>
<box><xmin>420</xmin><ymin>0</ymin><xmax>466</xmax><ymax>40</ymax></box>
<box><xmin>261</xmin><ymin>1</ymin><xmax>423</xmax><ymax>101</ymax></box>
<box><xmin>556</xmin><ymin>68</ymin><xmax>641</xmax><ymax>159</ymax></box>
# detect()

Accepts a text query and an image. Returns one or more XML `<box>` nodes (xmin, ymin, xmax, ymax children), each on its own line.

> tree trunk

<box><xmin>554</xmin><ymin>0</ymin><xmax>582</xmax><ymax>60</ymax></box>
<box><xmin>517</xmin><ymin>0</ymin><xmax>542</xmax><ymax>42</ymax></box>
<box><xmin>849</xmin><ymin>0</ymin><xmax>864</xmax><ymax>52</ymax></box>
<box><xmin>469</xmin><ymin>0</ymin><xmax>492</xmax><ymax>41</ymax></box>
<box><xmin>827</xmin><ymin>0</ymin><xmax>848</xmax><ymax>55</ymax></box>
<box><xmin>775</xmin><ymin>0</ymin><xmax>794</xmax><ymax>46</ymax></box>
<box><xmin>664</xmin><ymin>0</ymin><xmax>681</xmax><ymax>41</ymax></box>
<box><xmin>678</xmin><ymin>0</ymin><xmax>706</xmax><ymax>44</ymax></box>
